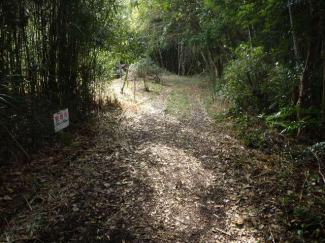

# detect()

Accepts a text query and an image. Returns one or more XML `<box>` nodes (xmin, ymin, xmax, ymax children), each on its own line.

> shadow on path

<box><xmin>1</xmin><ymin>76</ymin><xmax>270</xmax><ymax>243</ymax></box>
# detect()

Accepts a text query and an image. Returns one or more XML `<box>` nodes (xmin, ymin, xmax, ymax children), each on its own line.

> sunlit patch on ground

<box><xmin>105</xmin><ymin>77</ymin><xmax>167</xmax><ymax>115</ymax></box>
<box><xmin>1</xmin><ymin>75</ymin><xmax>267</xmax><ymax>243</ymax></box>
<box><xmin>102</xmin><ymin>75</ymin><xmax>264</xmax><ymax>242</ymax></box>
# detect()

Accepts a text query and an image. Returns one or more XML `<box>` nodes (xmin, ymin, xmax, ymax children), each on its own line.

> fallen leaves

<box><xmin>0</xmin><ymin>76</ymin><xmax>291</xmax><ymax>243</ymax></box>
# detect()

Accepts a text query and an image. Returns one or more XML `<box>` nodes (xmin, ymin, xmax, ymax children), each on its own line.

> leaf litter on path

<box><xmin>1</xmin><ymin>76</ymin><xmax>287</xmax><ymax>242</ymax></box>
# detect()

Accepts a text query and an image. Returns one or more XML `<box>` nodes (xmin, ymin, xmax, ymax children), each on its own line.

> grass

<box><xmin>195</xmin><ymin>78</ymin><xmax>227</xmax><ymax>118</ymax></box>
<box><xmin>164</xmin><ymin>75</ymin><xmax>226</xmax><ymax>119</ymax></box>
<box><xmin>145</xmin><ymin>80</ymin><xmax>167</xmax><ymax>97</ymax></box>
<box><xmin>200</xmin><ymin>93</ymin><xmax>214</xmax><ymax>117</ymax></box>
<box><xmin>165</xmin><ymin>85</ymin><xmax>190</xmax><ymax>116</ymax></box>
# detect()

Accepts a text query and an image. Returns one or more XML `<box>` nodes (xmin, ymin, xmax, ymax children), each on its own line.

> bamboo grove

<box><xmin>0</xmin><ymin>0</ymin><xmax>120</xmax><ymax>159</ymax></box>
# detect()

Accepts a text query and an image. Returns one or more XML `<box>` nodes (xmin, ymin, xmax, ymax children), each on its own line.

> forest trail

<box><xmin>1</xmin><ymin>76</ymin><xmax>284</xmax><ymax>242</ymax></box>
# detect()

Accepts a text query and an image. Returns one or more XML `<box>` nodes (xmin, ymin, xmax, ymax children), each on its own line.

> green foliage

<box><xmin>219</xmin><ymin>40</ymin><xmax>323</xmax><ymax>137</ymax></box>
<box><xmin>280</xmin><ymin>182</ymin><xmax>325</xmax><ymax>243</ymax></box>
<box><xmin>130</xmin><ymin>57</ymin><xmax>165</xmax><ymax>78</ymax></box>
<box><xmin>292</xmin><ymin>207</ymin><xmax>325</xmax><ymax>242</ymax></box>
<box><xmin>220</xmin><ymin>44</ymin><xmax>269</xmax><ymax>114</ymax></box>
<box><xmin>267</xmin><ymin>64</ymin><xmax>299</xmax><ymax>110</ymax></box>
<box><xmin>266</xmin><ymin>107</ymin><xmax>300</xmax><ymax>135</ymax></box>
<box><xmin>310</xmin><ymin>142</ymin><xmax>325</xmax><ymax>157</ymax></box>
<box><xmin>132</xmin><ymin>0</ymin><xmax>325</xmax><ymax>140</ymax></box>
<box><xmin>235</xmin><ymin>115</ymin><xmax>272</xmax><ymax>149</ymax></box>
<box><xmin>266</xmin><ymin>107</ymin><xmax>322</xmax><ymax>136</ymax></box>
<box><xmin>275</xmin><ymin>141</ymin><xmax>325</xmax><ymax>243</ymax></box>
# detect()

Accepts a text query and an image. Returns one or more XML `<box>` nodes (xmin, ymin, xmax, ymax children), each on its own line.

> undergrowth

<box><xmin>214</xmin><ymin>112</ymin><xmax>325</xmax><ymax>243</ymax></box>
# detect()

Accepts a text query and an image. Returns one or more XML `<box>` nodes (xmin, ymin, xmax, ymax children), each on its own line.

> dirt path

<box><xmin>82</xmin><ymin>76</ymin><xmax>266</xmax><ymax>242</ymax></box>
<box><xmin>1</xmin><ymin>76</ymin><xmax>284</xmax><ymax>242</ymax></box>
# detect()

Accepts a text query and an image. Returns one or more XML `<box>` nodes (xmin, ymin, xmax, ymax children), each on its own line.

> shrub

<box><xmin>220</xmin><ymin>44</ymin><xmax>269</xmax><ymax>114</ymax></box>
<box><xmin>129</xmin><ymin>57</ymin><xmax>165</xmax><ymax>82</ymax></box>
<box><xmin>219</xmin><ymin>44</ymin><xmax>299</xmax><ymax>116</ymax></box>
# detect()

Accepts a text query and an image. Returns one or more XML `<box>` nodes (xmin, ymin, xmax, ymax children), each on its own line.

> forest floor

<box><xmin>0</xmin><ymin>75</ymin><xmax>322</xmax><ymax>242</ymax></box>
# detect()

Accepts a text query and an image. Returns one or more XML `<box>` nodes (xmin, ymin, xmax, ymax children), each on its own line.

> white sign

<box><xmin>53</xmin><ymin>109</ymin><xmax>69</xmax><ymax>132</ymax></box>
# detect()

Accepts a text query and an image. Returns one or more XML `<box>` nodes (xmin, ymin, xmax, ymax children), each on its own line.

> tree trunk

<box><xmin>48</xmin><ymin>0</ymin><xmax>58</xmax><ymax>97</ymax></box>
<box><xmin>208</xmin><ymin>49</ymin><xmax>223</xmax><ymax>82</ymax></box>
<box><xmin>288</xmin><ymin>0</ymin><xmax>301</xmax><ymax>66</ymax></box>
<box><xmin>322</xmin><ymin>40</ymin><xmax>325</xmax><ymax>119</ymax></box>
<box><xmin>297</xmin><ymin>44</ymin><xmax>313</xmax><ymax>121</ymax></box>
<box><xmin>288</xmin><ymin>0</ymin><xmax>302</xmax><ymax>105</ymax></box>
<box><xmin>296</xmin><ymin>0</ymin><xmax>318</xmax><ymax>136</ymax></box>
<box><xmin>181</xmin><ymin>43</ymin><xmax>186</xmax><ymax>76</ymax></box>
<box><xmin>216</xmin><ymin>59</ymin><xmax>223</xmax><ymax>79</ymax></box>
<box><xmin>205</xmin><ymin>50</ymin><xmax>216</xmax><ymax>82</ymax></box>
<box><xmin>178</xmin><ymin>38</ymin><xmax>181</xmax><ymax>76</ymax></box>
<box><xmin>201</xmin><ymin>52</ymin><xmax>209</xmax><ymax>68</ymax></box>
<box><xmin>159</xmin><ymin>48</ymin><xmax>164</xmax><ymax>69</ymax></box>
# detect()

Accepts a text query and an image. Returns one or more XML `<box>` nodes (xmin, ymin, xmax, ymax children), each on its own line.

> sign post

<box><xmin>53</xmin><ymin>109</ymin><xmax>69</xmax><ymax>132</ymax></box>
